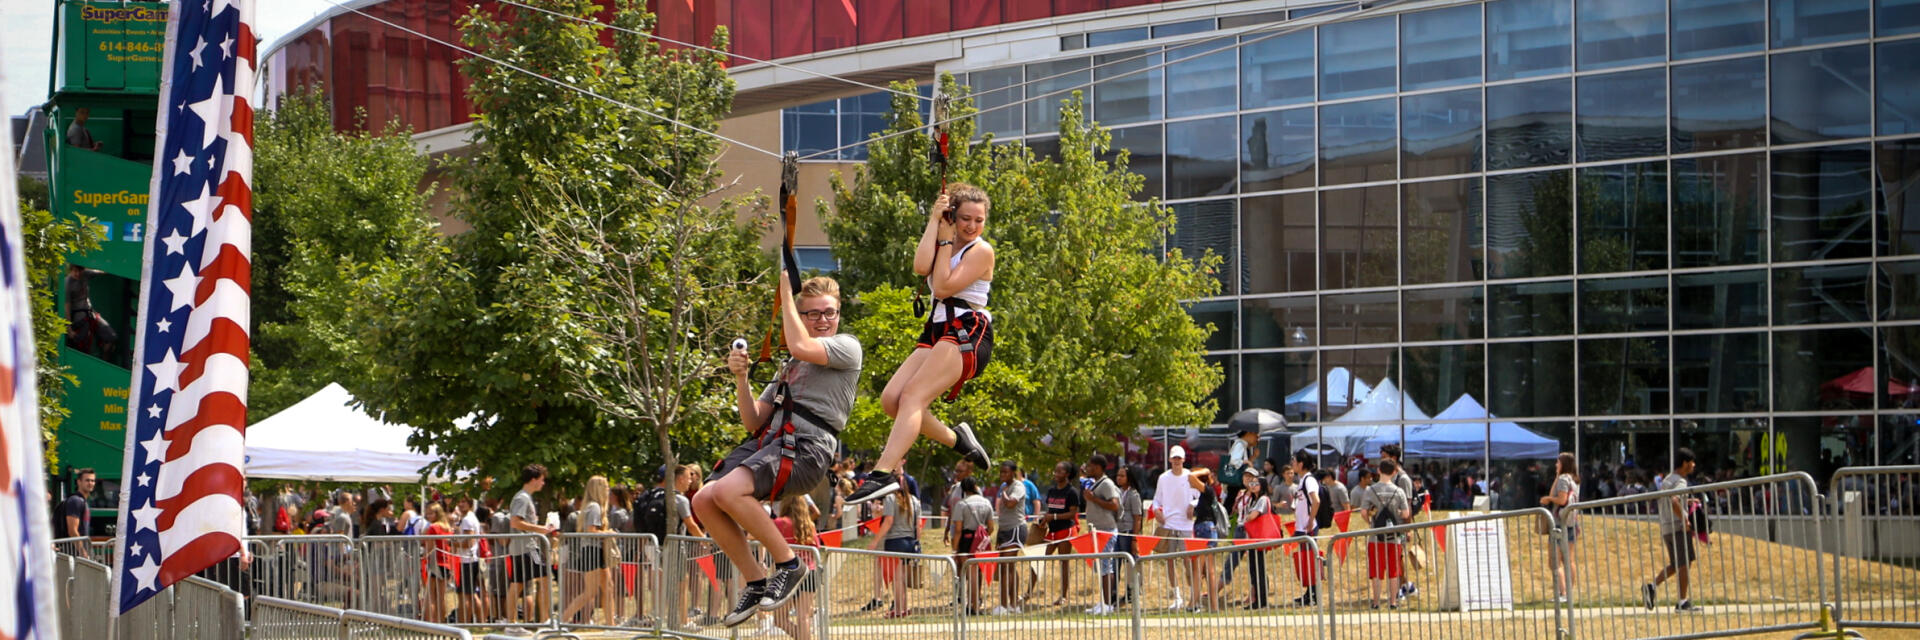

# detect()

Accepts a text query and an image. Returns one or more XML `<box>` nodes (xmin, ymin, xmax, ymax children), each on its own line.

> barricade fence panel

<box><xmin>817</xmin><ymin>546</ymin><xmax>962</xmax><ymax>640</ymax></box>
<box><xmin>252</xmin><ymin>534</ymin><xmax>359</xmax><ymax>609</ymax></box>
<box><xmin>342</xmin><ymin>609</ymin><xmax>476</xmax><ymax>639</ymax></box>
<box><xmin>553</xmin><ymin>532</ymin><xmax>660</xmax><ymax>632</ymax></box>
<box><xmin>1131</xmin><ymin>534</ymin><xmax>1320</xmax><ymax>640</ymax></box>
<box><xmin>116</xmin><ymin>584</ymin><xmax>173</xmax><ymax>640</ymax></box>
<box><xmin>250</xmin><ymin>595</ymin><xmax>346</xmax><ymax>640</ymax></box>
<box><xmin>1323</xmin><ymin>508</ymin><xmax>1559</xmax><ymax>640</ymax></box>
<box><xmin>353</xmin><ymin>532</ymin><xmax>553</xmax><ymax>630</ymax></box>
<box><xmin>959</xmin><ymin>548</ymin><xmax>1136</xmax><ymax>640</ymax></box>
<box><xmin>172</xmin><ymin>575</ymin><xmax>245</xmax><ymax>640</ymax></box>
<box><xmin>1558</xmin><ymin>472</ymin><xmax>1825</xmax><ymax>640</ymax></box>
<box><xmin>1829</xmin><ymin>465</ymin><xmax>1920</xmax><ymax>630</ymax></box>
<box><xmin>60</xmin><ymin>554</ymin><xmax>113</xmax><ymax>640</ymax></box>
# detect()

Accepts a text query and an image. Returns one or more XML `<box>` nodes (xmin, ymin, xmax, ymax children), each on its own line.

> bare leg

<box><xmin>694</xmin><ymin>469</ymin><xmax>797</xmax><ymax>584</ymax></box>
<box><xmin>506</xmin><ymin>582</ymin><xmax>524</xmax><ymax>624</ymax></box>
<box><xmin>875</xmin><ymin>345</ymin><xmax>964</xmax><ymax>472</ymax></box>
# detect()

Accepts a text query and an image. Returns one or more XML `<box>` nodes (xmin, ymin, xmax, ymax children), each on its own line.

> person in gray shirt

<box><xmin>1081</xmin><ymin>454</ymin><xmax>1124</xmax><ymax>614</ymax></box>
<box><xmin>65</xmin><ymin>107</ymin><xmax>101</xmax><ymax>151</ymax></box>
<box><xmin>1643</xmin><ymin>448</ymin><xmax>1702</xmax><ymax>612</ymax></box>
<box><xmin>504</xmin><ymin>464</ymin><xmax>559</xmax><ymax>628</ymax></box>
<box><xmin>946</xmin><ymin>478</ymin><xmax>993</xmax><ymax>614</ymax></box>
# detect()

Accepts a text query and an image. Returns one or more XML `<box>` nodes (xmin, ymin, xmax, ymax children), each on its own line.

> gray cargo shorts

<box><xmin>708</xmin><ymin>417</ymin><xmax>838</xmax><ymax>501</ymax></box>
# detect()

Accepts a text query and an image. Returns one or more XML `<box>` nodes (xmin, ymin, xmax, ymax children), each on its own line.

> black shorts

<box><xmin>1663</xmin><ymin>532</ymin><xmax>1696</xmax><ymax>568</ymax></box>
<box><xmin>915</xmin><ymin>312</ymin><xmax>993</xmax><ymax>400</ymax></box>
<box><xmin>485</xmin><ymin>557</ymin><xmax>510</xmax><ymax>594</ymax></box>
<box><xmin>571</xmin><ymin>545</ymin><xmax>605</xmax><ymax>572</ymax></box>
<box><xmin>710</xmin><ymin>419</ymin><xmax>838</xmax><ymax>501</ymax></box>
<box><xmin>957</xmin><ymin>531</ymin><xmax>981</xmax><ymax>555</ymax></box>
<box><xmin>995</xmin><ymin>526</ymin><xmax>1024</xmax><ymax>548</ymax></box>
<box><xmin>509</xmin><ymin>551</ymin><xmax>550</xmax><ymax>584</ymax></box>
<box><xmin>457</xmin><ymin>561</ymin><xmax>484</xmax><ymax>594</ymax></box>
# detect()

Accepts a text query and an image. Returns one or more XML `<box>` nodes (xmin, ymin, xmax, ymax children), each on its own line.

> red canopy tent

<box><xmin>1821</xmin><ymin>366</ymin><xmax>1919</xmax><ymax>398</ymax></box>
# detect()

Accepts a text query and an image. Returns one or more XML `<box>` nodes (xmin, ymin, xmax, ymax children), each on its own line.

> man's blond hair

<box><xmin>798</xmin><ymin>276</ymin><xmax>841</xmax><ymax>302</ymax></box>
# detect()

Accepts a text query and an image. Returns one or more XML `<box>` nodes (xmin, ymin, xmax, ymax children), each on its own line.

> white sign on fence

<box><xmin>1441</xmin><ymin>519</ymin><xmax>1514</xmax><ymax>612</ymax></box>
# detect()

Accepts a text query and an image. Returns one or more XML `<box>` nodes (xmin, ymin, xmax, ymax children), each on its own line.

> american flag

<box><xmin>0</xmin><ymin>66</ymin><xmax>61</xmax><ymax>640</ymax></box>
<box><xmin>111</xmin><ymin>0</ymin><xmax>256</xmax><ymax>615</ymax></box>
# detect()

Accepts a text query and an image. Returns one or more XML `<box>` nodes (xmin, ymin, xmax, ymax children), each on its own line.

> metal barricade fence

<box><xmin>816</xmin><ymin>545</ymin><xmax>962</xmax><ymax>640</ymax></box>
<box><xmin>1558</xmin><ymin>471</ymin><xmax>1825</xmax><ymax>640</ymax></box>
<box><xmin>251</xmin><ymin>595</ymin><xmax>347</xmax><ymax>639</ymax></box>
<box><xmin>1322</xmin><ymin>508</ymin><xmax>1561</xmax><ymax>640</ymax></box>
<box><xmin>117</xmin><ymin>586</ymin><xmax>174</xmax><ymax>640</ymax></box>
<box><xmin>342</xmin><ymin>609</ymin><xmax>476</xmax><ymax>639</ymax></box>
<box><xmin>661</xmin><ymin>534</ymin><xmax>735</xmax><ymax>639</ymax></box>
<box><xmin>253</xmin><ymin>534</ymin><xmax>359</xmax><ymax>608</ymax></box>
<box><xmin>1137</xmin><ymin>534</ymin><xmax>1316</xmax><ymax>640</ymax></box>
<box><xmin>53</xmin><ymin>535</ymin><xmax>90</xmax><ymax>558</ymax></box>
<box><xmin>94</xmin><ymin>538</ymin><xmax>121</xmax><ymax>566</ymax></box>
<box><xmin>172</xmin><ymin>575</ymin><xmax>246</xmax><ymax>640</ymax></box>
<box><xmin>958</xmin><ymin>547</ymin><xmax>1136</xmax><ymax>640</ymax></box>
<box><xmin>553</xmin><ymin>532</ymin><xmax>660</xmax><ymax>632</ymax></box>
<box><xmin>1828</xmin><ymin>465</ymin><xmax>1920</xmax><ymax>631</ymax></box>
<box><xmin>354</xmin><ymin>532</ymin><xmax>553</xmax><ymax>630</ymax></box>
<box><xmin>58</xmin><ymin>553</ymin><xmax>114</xmax><ymax>640</ymax></box>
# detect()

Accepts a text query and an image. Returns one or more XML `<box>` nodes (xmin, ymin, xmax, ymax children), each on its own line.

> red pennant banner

<box><xmin>695</xmin><ymin>555</ymin><xmax>718</xmax><ymax>588</ymax></box>
<box><xmin>1182</xmin><ymin>538</ymin><xmax>1209</xmax><ymax>553</ymax></box>
<box><xmin>860</xmin><ymin>518</ymin><xmax>884</xmax><ymax>535</ymax></box>
<box><xmin>1070</xmin><ymin>532</ymin><xmax>1097</xmax><ymax>566</ymax></box>
<box><xmin>1331</xmin><ymin>536</ymin><xmax>1352</xmax><ymax>562</ymax></box>
<box><xmin>978</xmin><ymin>551</ymin><xmax>999</xmax><ymax>584</ymax></box>
<box><xmin>1285</xmin><ymin>520</ymin><xmax>1297</xmax><ymax>538</ymax></box>
<box><xmin>1434</xmin><ymin>524</ymin><xmax>1448</xmax><ymax>552</ymax></box>
<box><xmin>1135</xmin><ymin>535</ymin><xmax>1161</xmax><ymax>557</ymax></box>
<box><xmin>818</xmin><ymin>529</ymin><xmax>844</xmax><ymax>548</ymax></box>
<box><xmin>1334</xmin><ymin>509</ymin><xmax>1353</xmax><ymax>533</ymax></box>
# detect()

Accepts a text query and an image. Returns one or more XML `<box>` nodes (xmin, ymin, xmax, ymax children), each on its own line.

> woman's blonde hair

<box><xmin>798</xmin><ymin>276</ymin><xmax>841</xmax><ymax>302</ymax></box>
<box><xmin>947</xmin><ymin>183</ymin><xmax>990</xmax><ymax>211</ymax></box>
<box><xmin>579</xmin><ymin>476</ymin><xmax>609</xmax><ymax>532</ymax></box>
<box><xmin>426</xmin><ymin>502</ymin><xmax>447</xmax><ymax>526</ymax></box>
<box><xmin>778</xmin><ymin>494</ymin><xmax>819</xmax><ymax>546</ymax></box>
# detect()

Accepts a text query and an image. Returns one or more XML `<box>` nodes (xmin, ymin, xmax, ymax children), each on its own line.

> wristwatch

<box><xmin>937</xmin><ymin>240</ymin><xmax>954</xmax><ymax>247</ymax></box>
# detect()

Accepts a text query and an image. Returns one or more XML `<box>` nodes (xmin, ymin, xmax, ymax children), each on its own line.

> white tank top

<box><xmin>932</xmin><ymin>238</ymin><xmax>991</xmax><ymax>322</ymax></box>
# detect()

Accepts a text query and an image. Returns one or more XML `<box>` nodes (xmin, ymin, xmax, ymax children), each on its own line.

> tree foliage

<box><xmin>825</xmin><ymin>77</ymin><xmax>1223</xmax><ymax>473</ymax></box>
<box><xmin>18</xmin><ymin>195</ymin><xmax>104</xmax><ymax>470</ymax></box>
<box><xmin>249</xmin><ymin>89</ymin><xmax>437</xmax><ymax>418</ymax></box>
<box><xmin>340</xmin><ymin>0</ymin><xmax>760</xmax><ymax>493</ymax></box>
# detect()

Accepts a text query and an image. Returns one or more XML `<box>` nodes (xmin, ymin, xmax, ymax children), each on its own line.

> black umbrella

<box><xmin>1228</xmin><ymin>408</ymin><xmax>1286</xmax><ymax>434</ymax></box>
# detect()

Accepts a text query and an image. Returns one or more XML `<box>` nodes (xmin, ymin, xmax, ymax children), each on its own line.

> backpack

<box><xmin>635</xmin><ymin>487</ymin><xmax>671</xmax><ymax>540</ymax></box>
<box><xmin>1370</xmin><ymin>487</ymin><xmax>1404</xmax><ymax>530</ymax></box>
<box><xmin>1315</xmin><ymin>483</ymin><xmax>1334</xmax><ymax>530</ymax></box>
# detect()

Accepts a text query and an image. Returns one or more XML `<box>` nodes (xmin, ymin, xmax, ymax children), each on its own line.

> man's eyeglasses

<box><xmin>800</xmin><ymin>308</ymin><xmax>840</xmax><ymax>321</ymax></box>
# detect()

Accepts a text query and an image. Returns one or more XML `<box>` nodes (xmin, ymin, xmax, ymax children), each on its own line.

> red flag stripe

<box><xmin>155</xmin><ymin>465</ymin><xmax>246</xmax><ymax>530</ymax></box>
<box><xmin>162</xmin><ymin>393</ymin><xmax>248</xmax><ymax>461</ymax></box>
<box><xmin>155</xmin><ymin>533</ymin><xmax>243</xmax><ymax>587</ymax></box>
<box><xmin>178</xmin><ymin>320</ymin><xmax>252</xmax><ymax>386</ymax></box>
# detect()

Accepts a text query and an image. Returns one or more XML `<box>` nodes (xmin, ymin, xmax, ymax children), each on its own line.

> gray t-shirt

<box><xmin>1084</xmin><ymin>476</ymin><xmax>1121</xmax><ymax>532</ymax></box>
<box><xmin>1327</xmin><ymin>482</ymin><xmax>1351</xmax><ymax>513</ymax></box>
<box><xmin>1360</xmin><ymin>482</ymin><xmax>1412</xmax><ymax>542</ymax></box>
<box><xmin>757</xmin><ymin>334</ymin><xmax>862</xmax><ymax>432</ymax></box>
<box><xmin>327</xmin><ymin>506</ymin><xmax>353</xmax><ymax>538</ymax></box>
<box><xmin>673</xmin><ymin>495</ymin><xmax>693</xmax><ymax>534</ymax></box>
<box><xmin>579</xmin><ymin>502</ymin><xmax>604</xmax><ymax>532</ymax></box>
<box><xmin>1657</xmin><ymin>474</ymin><xmax>1689</xmax><ymax>534</ymax></box>
<box><xmin>995</xmin><ymin>481</ymin><xmax>1027</xmax><ymax>529</ymax></box>
<box><xmin>1390</xmin><ymin>467</ymin><xmax>1413</xmax><ymax>498</ymax></box>
<box><xmin>65</xmin><ymin>121</ymin><xmax>94</xmax><ymax>149</ymax></box>
<box><xmin>489</xmin><ymin>510</ymin><xmax>511</xmax><ymax>534</ymax></box>
<box><xmin>509</xmin><ymin>490</ymin><xmax>538</xmax><ymax>555</ymax></box>
<box><xmin>883</xmin><ymin>494</ymin><xmax>918</xmax><ymax>540</ymax></box>
<box><xmin>1117</xmin><ymin>488</ymin><xmax>1143</xmax><ymax>533</ymax></box>
<box><xmin>609</xmin><ymin>507</ymin><xmax>633</xmax><ymax>533</ymax></box>
<box><xmin>1551</xmin><ymin>474</ymin><xmax>1580</xmax><ymax>527</ymax></box>
<box><xmin>955</xmin><ymin>495</ymin><xmax>993</xmax><ymax>533</ymax></box>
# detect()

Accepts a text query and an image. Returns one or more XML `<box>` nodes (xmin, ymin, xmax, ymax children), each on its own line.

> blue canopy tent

<box><xmin>1404</xmin><ymin>394</ymin><xmax>1560</xmax><ymax>460</ymax></box>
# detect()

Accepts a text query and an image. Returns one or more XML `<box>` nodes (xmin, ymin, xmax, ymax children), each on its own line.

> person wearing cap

<box><xmin>1152</xmin><ymin>446</ymin><xmax>1201</xmax><ymax>609</ymax></box>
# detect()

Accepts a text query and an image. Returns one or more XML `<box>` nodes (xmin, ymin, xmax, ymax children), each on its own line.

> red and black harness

<box><xmin>747</xmin><ymin>154</ymin><xmax>823</xmax><ymax>500</ymax></box>
<box><xmin>915</xmin><ymin>93</ymin><xmax>993</xmax><ymax>402</ymax></box>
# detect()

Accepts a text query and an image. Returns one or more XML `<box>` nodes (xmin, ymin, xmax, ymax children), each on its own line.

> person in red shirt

<box><xmin>421</xmin><ymin>504</ymin><xmax>455</xmax><ymax>624</ymax></box>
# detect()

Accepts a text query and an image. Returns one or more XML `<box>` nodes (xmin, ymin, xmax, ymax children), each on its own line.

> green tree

<box><xmin>340</xmin><ymin>0</ymin><xmax>757</xmax><ymax>493</ymax></box>
<box><xmin>249</xmin><ymin>89</ymin><xmax>437</xmax><ymax>419</ymax></box>
<box><xmin>17</xmin><ymin>192</ymin><xmax>105</xmax><ymax>470</ymax></box>
<box><xmin>827</xmin><ymin>78</ymin><xmax>1223</xmax><ymax>472</ymax></box>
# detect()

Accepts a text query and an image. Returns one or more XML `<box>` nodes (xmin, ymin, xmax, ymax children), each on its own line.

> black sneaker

<box><xmin>722</xmin><ymin>584</ymin><xmax>768</xmax><ymax>627</ymax></box>
<box><xmin>759</xmin><ymin>562</ymin><xmax>811</xmax><ymax>611</ymax></box>
<box><xmin>952</xmin><ymin>422</ymin><xmax>993</xmax><ymax>469</ymax></box>
<box><xmin>845</xmin><ymin>470</ymin><xmax>900</xmax><ymax>505</ymax></box>
<box><xmin>1642</xmin><ymin>583</ymin><xmax>1657</xmax><ymax>610</ymax></box>
<box><xmin>859</xmin><ymin>598</ymin><xmax>886</xmax><ymax>612</ymax></box>
<box><xmin>1675</xmin><ymin>599</ymin><xmax>1698</xmax><ymax>613</ymax></box>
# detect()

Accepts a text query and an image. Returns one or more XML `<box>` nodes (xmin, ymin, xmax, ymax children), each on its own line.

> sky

<box><xmin>2</xmin><ymin>1</ymin><xmax>336</xmax><ymax>118</ymax></box>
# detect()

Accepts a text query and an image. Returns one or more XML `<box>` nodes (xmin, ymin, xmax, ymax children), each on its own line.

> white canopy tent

<box><xmin>245</xmin><ymin>383</ymin><xmax>449</xmax><ymax>483</ymax></box>
<box><xmin>1405</xmin><ymin>394</ymin><xmax>1560</xmax><ymax>460</ymax></box>
<box><xmin>1289</xmin><ymin>378</ymin><xmax>1431</xmax><ymax>458</ymax></box>
<box><xmin>1283</xmin><ymin>367</ymin><xmax>1375</xmax><ymax>415</ymax></box>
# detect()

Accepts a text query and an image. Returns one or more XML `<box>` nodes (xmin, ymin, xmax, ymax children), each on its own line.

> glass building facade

<box><xmin>927</xmin><ymin>0</ymin><xmax>1920</xmax><ymax>503</ymax></box>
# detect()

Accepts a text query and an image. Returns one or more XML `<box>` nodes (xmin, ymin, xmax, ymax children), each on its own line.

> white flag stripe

<box><xmin>151</xmin><ymin>428</ymin><xmax>244</xmax><ymax>501</ymax></box>
<box><xmin>177</xmin><ymin>281</ymin><xmax>252</xmax><ymax>353</ymax></box>
<box><xmin>155</xmin><ymin>496</ymin><xmax>246</xmax><ymax>556</ymax></box>
<box><xmin>197</xmin><ymin>205</ymin><xmax>252</xmax><ymax>268</ymax></box>
<box><xmin>163</xmin><ymin>354</ymin><xmax>249</xmax><ymax>431</ymax></box>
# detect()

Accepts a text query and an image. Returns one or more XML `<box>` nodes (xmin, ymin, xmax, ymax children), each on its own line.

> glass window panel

<box><xmin>1241</xmin><ymin>31</ymin><xmax>1315</xmax><ymax>110</ymax></box>
<box><xmin>1774</xmin><ymin>327</ymin><xmax>1875</xmax><ymax>412</ymax></box>
<box><xmin>1879</xmin><ymin>414</ymin><xmax>1919</xmax><ymax>465</ymax></box>
<box><xmin>1025</xmin><ymin>58</ymin><xmax>1090</xmax><ymax>136</ymax></box>
<box><xmin>1061</xmin><ymin>34</ymin><xmax>1085</xmax><ymax>50</ymax></box>
<box><xmin>1881</xmin><ymin>140</ymin><xmax>1920</xmax><ymax>256</ymax></box>
<box><xmin>1580</xmin><ymin>337</ymin><xmax>1671</xmax><ymax>416</ymax></box>
<box><xmin>1087</xmin><ymin>27</ymin><xmax>1148</xmax><ymax>48</ymax></box>
<box><xmin>1092</xmin><ymin>49</ymin><xmax>1162</xmax><ymax>126</ymax></box>
<box><xmin>1491</xmin><ymin>340</ymin><xmax>1576</xmax><ymax>418</ymax></box>
<box><xmin>1025</xmin><ymin>136</ymin><xmax>1062</xmax><ymax>164</ymax></box>
<box><xmin>1580</xmin><ymin>275</ymin><xmax>1670</xmax><ymax>334</ymax></box>
<box><xmin>1675</xmin><ymin>418</ymin><xmax>1774</xmax><ymax>481</ymax></box>
<box><xmin>1242</xmin><ymin>108</ymin><xmax>1316</xmax><ymax>192</ymax></box>
<box><xmin>1320</xmin><ymin>98</ymin><xmax>1398</xmax><ymax>185</ymax></box>
<box><xmin>1577</xmin><ymin>0</ymin><xmax>1666</xmax><ymax>70</ymax></box>
<box><xmin>1577</xmin><ymin>70</ymin><xmax>1667</xmax><ymax>162</ymax></box>
<box><xmin>1323</xmin><ymin>291</ymin><xmax>1399</xmax><ymax>345</ymax></box>
<box><xmin>1772</xmin><ymin>0</ymin><xmax>1870</xmax><ymax>47</ymax></box>
<box><xmin>1882</xmin><ymin>0</ymin><xmax>1920</xmax><ymax>34</ymax></box>
<box><xmin>970</xmin><ymin>67</ymin><xmax>1023</xmax><ymax>138</ymax></box>
<box><xmin>1490</xmin><ymin>280</ymin><xmax>1574</xmax><ymax>338</ymax></box>
<box><xmin>1881</xmin><ymin>260</ymin><xmax>1920</xmax><ymax>320</ymax></box>
<box><xmin>1170</xmin><ymin>200</ymin><xmax>1239</xmax><ymax>295</ymax></box>
<box><xmin>1488</xmin><ymin>170</ymin><xmax>1574</xmax><ymax>278</ymax></box>
<box><xmin>1167</xmin><ymin>39</ymin><xmax>1237</xmax><ymax>118</ymax></box>
<box><xmin>1401</xmin><ymin>5</ymin><xmax>1483</xmax><ymax>90</ymax></box>
<box><xmin>1671</xmin><ymin>0</ymin><xmax>1766</xmax><ymax>59</ymax></box>
<box><xmin>1153</xmin><ymin>19</ymin><xmax>1214</xmax><ymax>39</ymax></box>
<box><xmin>1190</xmin><ymin>299</ymin><xmax>1237</xmax><ymax>352</ymax></box>
<box><xmin>1883</xmin><ymin>326</ymin><xmax>1920</xmax><ymax>409</ymax></box>
<box><xmin>1487</xmin><ymin>79</ymin><xmax>1571</xmax><ymax>170</ymax></box>
<box><xmin>1773</xmin><ymin>263</ymin><xmax>1872</xmax><ymax>325</ymax></box>
<box><xmin>1772</xmin><ymin>144</ymin><xmax>1873</xmax><ymax>262</ymax></box>
<box><xmin>1578</xmin><ymin>161</ymin><xmax>1669</xmax><ymax>273</ymax></box>
<box><xmin>1246</xmin><ymin>351</ymin><xmax>1317</xmax><ymax>423</ymax></box>
<box><xmin>1487</xmin><ymin>0</ymin><xmax>1573</xmax><ymax>81</ymax></box>
<box><xmin>1319</xmin><ymin>16</ymin><xmax>1398</xmax><ymax>100</ymax></box>
<box><xmin>837</xmin><ymin>92</ymin><xmax>891</xmax><ymax>161</ymax></box>
<box><xmin>1322</xmin><ymin>347</ymin><xmax>1400</xmax><ymax>420</ymax></box>
<box><xmin>1294</xmin><ymin>4</ymin><xmax>1360</xmax><ymax>19</ymax></box>
<box><xmin>1771</xmin><ymin>46</ymin><xmax>1872</xmax><ymax>144</ymax></box>
<box><xmin>1579</xmin><ymin>419</ymin><xmax>1673</xmax><ymax>485</ymax></box>
<box><xmin>1221</xmin><ymin>11</ymin><xmax>1288</xmax><ymax>30</ymax></box>
<box><xmin>1208</xmin><ymin>354</ymin><xmax>1239</xmax><ymax>424</ymax></box>
<box><xmin>1880</xmin><ymin>41</ymin><xmax>1920</xmax><ymax>136</ymax></box>
<box><xmin>1673</xmin><ymin>153</ymin><xmax>1767</xmax><ymax>267</ymax></box>
<box><xmin>1243</xmin><ymin>295</ymin><xmax>1318</xmax><ymax>348</ymax></box>
<box><xmin>1167</xmin><ymin>117</ymin><xmax>1239</xmax><ymax>200</ymax></box>
<box><xmin>1404</xmin><ymin>178</ymin><xmax>1486</xmax><ymax>285</ymax></box>
<box><xmin>1672</xmin><ymin>57</ymin><xmax>1767</xmax><ymax>153</ymax></box>
<box><xmin>1402</xmin><ymin>89</ymin><xmax>1483</xmax><ymax>179</ymax></box>
<box><xmin>1404</xmin><ymin>343</ymin><xmax>1486</xmax><ymax>419</ymax></box>
<box><xmin>1405</xmin><ymin>285</ymin><xmax>1486</xmax><ymax>341</ymax></box>
<box><xmin>1098</xmin><ymin>124</ymin><xmax>1163</xmax><ymax>202</ymax></box>
<box><xmin>1321</xmin><ymin>185</ymin><xmax>1398</xmax><ymax>290</ymax></box>
<box><xmin>1243</xmin><ymin>193</ymin><xmax>1318</xmax><ymax>295</ymax></box>
<box><xmin>1674</xmin><ymin>270</ymin><xmax>1769</xmax><ymax>329</ymax></box>
<box><xmin>1675</xmin><ymin>332</ymin><xmax>1769</xmax><ymax>414</ymax></box>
